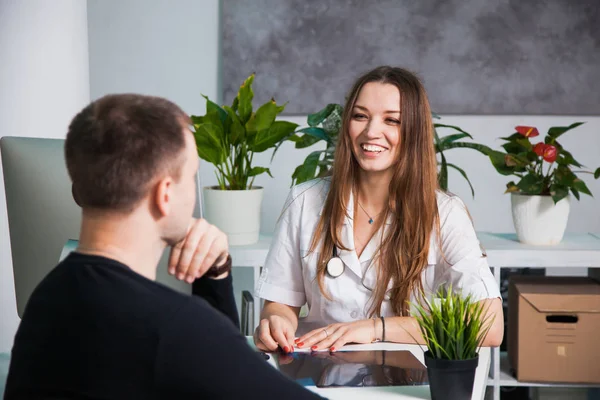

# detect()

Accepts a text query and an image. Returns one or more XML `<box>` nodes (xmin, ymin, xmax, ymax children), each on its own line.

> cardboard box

<box><xmin>508</xmin><ymin>276</ymin><xmax>600</xmax><ymax>384</ymax></box>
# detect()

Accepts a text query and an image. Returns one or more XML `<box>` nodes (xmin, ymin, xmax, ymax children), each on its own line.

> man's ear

<box><xmin>71</xmin><ymin>184</ymin><xmax>82</xmax><ymax>207</ymax></box>
<box><xmin>154</xmin><ymin>177</ymin><xmax>173</xmax><ymax>217</ymax></box>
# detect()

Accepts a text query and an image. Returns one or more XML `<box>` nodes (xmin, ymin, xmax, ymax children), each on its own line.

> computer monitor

<box><xmin>1</xmin><ymin>136</ymin><xmax>192</xmax><ymax>317</ymax></box>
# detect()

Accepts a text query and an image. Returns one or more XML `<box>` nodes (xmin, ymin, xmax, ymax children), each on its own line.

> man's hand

<box><xmin>168</xmin><ymin>218</ymin><xmax>229</xmax><ymax>283</ymax></box>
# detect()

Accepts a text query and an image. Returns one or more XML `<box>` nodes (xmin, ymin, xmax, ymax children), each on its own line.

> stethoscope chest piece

<box><xmin>327</xmin><ymin>256</ymin><xmax>344</xmax><ymax>277</ymax></box>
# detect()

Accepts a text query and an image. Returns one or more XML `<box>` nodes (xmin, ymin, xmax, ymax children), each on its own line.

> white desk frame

<box><xmin>230</xmin><ymin>232</ymin><xmax>600</xmax><ymax>400</ymax></box>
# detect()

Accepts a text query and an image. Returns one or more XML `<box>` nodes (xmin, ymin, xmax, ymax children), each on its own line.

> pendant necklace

<box><xmin>356</xmin><ymin>200</ymin><xmax>385</xmax><ymax>225</ymax></box>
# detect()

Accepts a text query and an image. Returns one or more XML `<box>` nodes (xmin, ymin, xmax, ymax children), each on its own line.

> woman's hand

<box><xmin>253</xmin><ymin>314</ymin><xmax>296</xmax><ymax>353</ymax></box>
<box><xmin>296</xmin><ymin>319</ymin><xmax>376</xmax><ymax>352</ymax></box>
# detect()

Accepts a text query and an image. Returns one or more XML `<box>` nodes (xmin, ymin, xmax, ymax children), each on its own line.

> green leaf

<box><xmin>554</xmin><ymin>165</ymin><xmax>576</xmax><ymax>187</ymax></box>
<box><xmin>505</xmin><ymin>181</ymin><xmax>519</xmax><ymax>193</ymax></box>
<box><xmin>307</xmin><ymin>104</ymin><xmax>337</xmax><ymax>127</ymax></box>
<box><xmin>516</xmin><ymin>138</ymin><xmax>533</xmax><ymax>151</ymax></box>
<box><xmin>236</xmin><ymin>74</ymin><xmax>254</xmax><ymax>124</ymax></box>
<box><xmin>190</xmin><ymin>109</ymin><xmax>224</xmax><ymax>129</ymax></box>
<box><xmin>548</xmin><ymin>122</ymin><xmax>585</xmax><ymax>140</ymax></box>
<box><xmin>438</xmin><ymin>152</ymin><xmax>448</xmax><ymax>191</ymax></box>
<box><xmin>431</xmin><ymin>111</ymin><xmax>441</xmax><ymax>119</ymax></box>
<box><xmin>433</xmin><ymin>123</ymin><xmax>473</xmax><ymax>139</ymax></box>
<box><xmin>499</xmin><ymin>133</ymin><xmax>522</xmax><ymax>141</ymax></box>
<box><xmin>441</xmin><ymin>141</ymin><xmax>493</xmax><ymax>155</ymax></box>
<box><xmin>193</xmin><ymin>123</ymin><xmax>225</xmax><ymax>165</ymax></box>
<box><xmin>248</xmin><ymin>166</ymin><xmax>272</xmax><ymax>178</ymax></box>
<box><xmin>502</xmin><ymin>138</ymin><xmax>532</xmax><ymax>154</ymax></box>
<box><xmin>572</xmin><ymin>179</ymin><xmax>592</xmax><ymax>196</ymax></box>
<box><xmin>447</xmin><ymin>163</ymin><xmax>475</xmax><ymax>198</ymax></box>
<box><xmin>291</xmin><ymin>151</ymin><xmax>322</xmax><ymax>185</ymax></box>
<box><xmin>517</xmin><ymin>173</ymin><xmax>544</xmax><ymax>195</ymax></box>
<box><xmin>550</xmin><ymin>183</ymin><xmax>569</xmax><ymax>204</ymax></box>
<box><xmin>556</xmin><ymin>149</ymin><xmax>583</xmax><ymax>168</ymax></box>
<box><xmin>222</xmin><ymin>106</ymin><xmax>245</xmax><ymax>145</ymax></box>
<box><xmin>571</xmin><ymin>188</ymin><xmax>580</xmax><ymax>201</ymax></box>
<box><xmin>502</xmin><ymin>142</ymin><xmax>523</xmax><ymax>154</ymax></box>
<box><xmin>250</xmin><ymin>121</ymin><xmax>298</xmax><ymax>153</ymax></box>
<box><xmin>294</xmin><ymin>134</ymin><xmax>322</xmax><ymax>149</ymax></box>
<box><xmin>202</xmin><ymin>95</ymin><xmax>227</xmax><ymax>125</ymax></box>
<box><xmin>439</xmin><ymin>133</ymin><xmax>472</xmax><ymax>147</ymax></box>
<box><xmin>504</xmin><ymin>153</ymin><xmax>530</xmax><ymax>168</ymax></box>
<box><xmin>489</xmin><ymin>150</ymin><xmax>514</xmax><ymax>175</ymax></box>
<box><xmin>322</xmin><ymin>106</ymin><xmax>343</xmax><ymax>136</ymax></box>
<box><xmin>595</xmin><ymin>167</ymin><xmax>600</xmax><ymax>179</ymax></box>
<box><xmin>245</xmin><ymin>99</ymin><xmax>285</xmax><ymax>134</ymax></box>
<box><xmin>296</xmin><ymin>126</ymin><xmax>332</xmax><ymax>144</ymax></box>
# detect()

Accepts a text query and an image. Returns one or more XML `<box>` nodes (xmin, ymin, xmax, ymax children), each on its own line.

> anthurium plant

<box><xmin>191</xmin><ymin>74</ymin><xmax>298</xmax><ymax>190</ymax></box>
<box><xmin>288</xmin><ymin>105</ymin><xmax>492</xmax><ymax>196</ymax></box>
<box><xmin>489</xmin><ymin>123</ymin><xmax>600</xmax><ymax>204</ymax></box>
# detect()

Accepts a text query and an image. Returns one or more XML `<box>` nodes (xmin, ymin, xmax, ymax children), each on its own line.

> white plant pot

<box><xmin>203</xmin><ymin>186</ymin><xmax>263</xmax><ymax>246</ymax></box>
<box><xmin>510</xmin><ymin>193</ymin><xmax>570</xmax><ymax>246</ymax></box>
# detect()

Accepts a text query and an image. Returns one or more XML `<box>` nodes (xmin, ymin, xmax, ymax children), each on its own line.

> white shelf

<box><xmin>479</xmin><ymin>232</ymin><xmax>600</xmax><ymax>268</ymax></box>
<box><xmin>486</xmin><ymin>352</ymin><xmax>600</xmax><ymax>389</ymax></box>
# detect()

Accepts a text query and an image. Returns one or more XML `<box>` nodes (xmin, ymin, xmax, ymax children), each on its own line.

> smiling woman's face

<box><xmin>348</xmin><ymin>82</ymin><xmax>401</xmax><ymax>180</ymax></box>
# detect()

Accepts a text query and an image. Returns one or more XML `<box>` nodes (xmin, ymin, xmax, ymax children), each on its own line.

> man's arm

<box><xmin>191</xmin><ymin>271</ymin><xmax>240</xmax><ymax>328</ymax></box>
<box><xmin>155</xmin><ymin>298</ymin><xmax>322</xmax><ymax>399</ymax></box>
<box><xmin>168</xmin><ymin>218</ymin><xmax>239</xmax><ymax>327</ymax></box>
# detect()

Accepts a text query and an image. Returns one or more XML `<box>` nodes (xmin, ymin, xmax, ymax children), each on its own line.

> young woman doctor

<box><xmin>254</xmin><ymin>66</ymin><xmax>504</xmax><ymax>354</ymax></box>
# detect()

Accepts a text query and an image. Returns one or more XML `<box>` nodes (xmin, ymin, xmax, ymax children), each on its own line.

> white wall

<box><xmin>87</xmin><ymin>0</ymin><xmax>222</xmax><ymax>294</ymax></box>
<box><xmin>0</xmin><ymin>0</ymin><xmax>90</xmax><ymax>352</ymax></box>
<box><xmin>86</xmin><ymin>0</ymin><xmax>600</xmax><ymax>309</ymax></box>
<box><xmin>257</xmin><ymin>114</ymin><xmax>600</xmax><ymax>233</ymax></box>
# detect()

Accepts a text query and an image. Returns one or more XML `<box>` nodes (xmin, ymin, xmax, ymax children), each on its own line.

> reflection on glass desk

<box><xmin>246</xmin><ymin>337</ymin><xmax>490</xmax><ymax>400</ymax></box>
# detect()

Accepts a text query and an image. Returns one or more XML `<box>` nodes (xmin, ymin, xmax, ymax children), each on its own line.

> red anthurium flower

<box><xmin>515</xmin><ymin>126</ymin><xmax>540</xmax><ymax>138</ymax></box>
<box><xmin>543</xmin><ymin>145</ymin><xmax>557</xmax><ymax>163</ymax></box>
<box><xmin>533</xmin><ymin>142</ymin><xmax>547</xmax><ymax>156</ymax></box>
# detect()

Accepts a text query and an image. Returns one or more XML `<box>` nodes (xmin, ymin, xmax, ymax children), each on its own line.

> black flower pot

<box><xmin>424</xmin><ymin>351</ymin><xmax>479</xmax><ymax>400</ymax></box>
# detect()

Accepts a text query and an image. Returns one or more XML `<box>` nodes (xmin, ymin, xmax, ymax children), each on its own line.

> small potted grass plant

<box><xmin>412</xmin><ymin>287</ymin><xmax>494</xmax><ymax>400</ymax></box>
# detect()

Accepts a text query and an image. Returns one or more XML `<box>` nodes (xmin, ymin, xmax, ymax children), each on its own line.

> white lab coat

<box><xmin>255</xmin><ymin>179</ymin><xmax>501</xmax><ymax>334</ymax></box>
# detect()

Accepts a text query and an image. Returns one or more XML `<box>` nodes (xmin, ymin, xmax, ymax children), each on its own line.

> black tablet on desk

<box><xmin>277</xmin><ymin>350</ymin><xmax>428</xmax><ymax>388</ymax></box>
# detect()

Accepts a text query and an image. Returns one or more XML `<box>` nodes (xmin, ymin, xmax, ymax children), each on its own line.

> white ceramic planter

<box><xmin>510</xmin><ymin>193</ymin><xmax>570</xmax><ymax>246</ymax></box>
<box><xmin>203</xmin><ymin>186</ymin><xmax>263</xmax><ymax>246</ymax></box>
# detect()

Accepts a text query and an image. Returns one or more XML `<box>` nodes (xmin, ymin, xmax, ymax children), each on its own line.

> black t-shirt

<box><xmin>4</xmin><ymin>252</ymin><xmax>320</xmax><ymax>399</ymax></box>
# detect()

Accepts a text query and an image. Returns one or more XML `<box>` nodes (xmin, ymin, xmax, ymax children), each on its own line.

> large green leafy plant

<box><xmin>191</xmin><ymin>74</ymin><xmax>298</xmax><ymax>190</ymax></box>
<box><xmin>412</xmin><ymin>287</ymin><xmax>494</xmax><ymax>360</ymax></box>
<box><xmin>288</xmin><ymin>104</ymin><xmax>492</xmax><ymax>196</ymax></box>
<box><xmin>488</xmin><ymin>124</ymin><xmax>600</xmax><ymax>203</ymax></box>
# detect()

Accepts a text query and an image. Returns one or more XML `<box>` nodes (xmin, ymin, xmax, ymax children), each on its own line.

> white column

<box><xmin>0</xmin><ymin>0</ymin><xmax>90</xmax><ymax>352</ymax></box>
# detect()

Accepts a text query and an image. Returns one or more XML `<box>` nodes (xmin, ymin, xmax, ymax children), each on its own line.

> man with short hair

<box><xmin>4</xmin><ymin>94</ymin><xmax>320</xmax><ymax>399</ymax></box>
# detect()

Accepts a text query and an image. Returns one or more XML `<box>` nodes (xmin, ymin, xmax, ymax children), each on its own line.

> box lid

<box><xmin>515</xmin><ymin>277</ymin><xmax>600</xmax><ymax>313</ymax></box>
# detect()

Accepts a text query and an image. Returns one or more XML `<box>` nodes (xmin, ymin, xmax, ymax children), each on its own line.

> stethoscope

<box><xmin>327</xmin><ymin>246</ymin><xmax>378</xmax><ymax>294</ymax></box>
<box><xmin>326</xmin><ymin>246</ymin><xmax>345</xmax><ymax>277</ymax></box>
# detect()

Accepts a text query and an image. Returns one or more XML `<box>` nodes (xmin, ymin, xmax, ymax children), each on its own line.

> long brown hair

<box><xmin>310</xmin><ymin>66</ymin><xmax>439</xmax><ymax>317</ymax></box>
